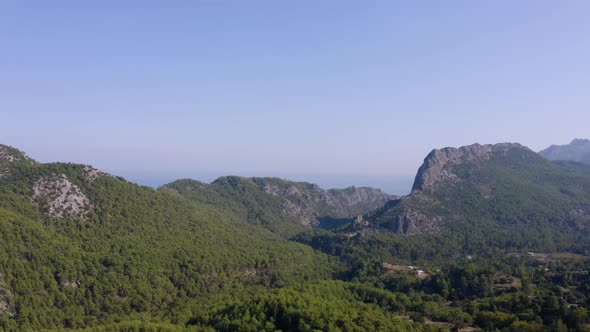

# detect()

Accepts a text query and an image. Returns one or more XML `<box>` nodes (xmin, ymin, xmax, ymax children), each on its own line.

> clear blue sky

<box><xmin>2</xmin><ymin>1</ymin><xmax>589</xmax><ymax>193</ymax></box>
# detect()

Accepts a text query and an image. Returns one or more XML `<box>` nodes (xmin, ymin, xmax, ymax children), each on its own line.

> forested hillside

<box><xmin>0</xmin><ymin>145</ymin><xmax>337</xmax><ymax>330</ymax></box>
<box><xmin>161</xmin><ymin>177</ymin><xmax>395</xmax><ymax>236</ymax></box>
<box><xmin>297</xmin><ymin>144</ymin><xmax>590</xmax><ymax>263</ymax></box>
<box><xmin>1</xmin><ymin>143</ymin><xmax>590</xmax><ymax>331</ymax></box>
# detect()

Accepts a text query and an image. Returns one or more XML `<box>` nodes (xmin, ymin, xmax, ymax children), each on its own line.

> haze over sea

<box><xmin>2</xmin><ymin>1</ymin><xmax>590</xmax><ymax>193</ymax></box>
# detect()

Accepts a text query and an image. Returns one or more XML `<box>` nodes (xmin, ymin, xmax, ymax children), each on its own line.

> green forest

<box><xmin>0</xmin><ymin>144</ymin><xmax>589</xmax><ymax>331</ymax></box>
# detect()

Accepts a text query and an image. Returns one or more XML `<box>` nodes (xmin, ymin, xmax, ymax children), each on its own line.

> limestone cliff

<box><xmin>412</xmin><ymin>143</ymin><xmax>527</xmax><ymax>192</ymax></box>
<box><xmin>368</xmin><ymin>142</ymin><xmax>537</xmax><ymax>235</ymax></box>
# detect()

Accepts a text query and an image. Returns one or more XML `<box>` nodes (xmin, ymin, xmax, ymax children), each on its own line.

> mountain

<box><xmin>0</xmin><ymin>144</ymin><xmax>35</xmax><ymax>178</ymax></box>
<box><xmin>290</xmin><ymin>142</ymin><xmax>590</xmax><ymax>331</ymax></box>
<box><xmin>2</xmin><ymin>143</ymin><xmax>590</xmax><ymax>331</ymax></box>
<box><xmin>539</xmin><ymin>138</ymin><xmax>590</xmax><ymax>164</ymax></box>
<box><xmin>160</xmin><ymin>177</ymin><xmax>396</xmax><ymax>235</ymax></box>
<box><xmin>297</xmin><ymin>143</ymin><xmax>590</xmax><ymax>261</ymax></box>
<box><xmin>358</xmin><ymin>142</ymin><xmax>590</xmax><ymax>252</ymax></box>
<box><xmin>0</xmin><ymin>145</ymin><xmax>342</xmax><ymax>330</ymax></box>
<box><xmin>0</xmin><ymin>145</ymin><xmax>430</xmax><ymax>331</ymax></box>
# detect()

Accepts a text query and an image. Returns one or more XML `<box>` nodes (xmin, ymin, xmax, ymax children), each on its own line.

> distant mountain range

<box><xmin>161</xmin><ymin>177</ymin><xmax>396</xmax><ymax>236</ymax></box>
<box><xmin>539</xmin><ymin>138</ymin><xmax>590</xmax><ymax>164</ymax></box>
<box><xmin>293</xmin><ymin>142</ymin><xmax>590</xmax><ymax>263</ymax></box>
<box><xmin>1</xmin><ymin>141</ymin><xmax>590</xmax><ymax>331</ymax></box>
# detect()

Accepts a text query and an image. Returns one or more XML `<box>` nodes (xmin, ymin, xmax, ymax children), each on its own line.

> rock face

<box><xmin>328</xmin><ymin>186</ymin><xmax>395</xmax><ymax>216</ymax></box>
<box><xmin>539</xmin><ymin>138</ymin><xmax>590</xmax><ymax>164</ymax></box>
<box><xmin>0</xmin><ymin>146</ymin><xmax>24</xmax><ymax>163</ymax></box>
<box><xmin>59</xmin><ymin>277</ymin><xmax>81</xmax><ymax>288</ymax></box>
<box><xmin>259</xmin><ymin>179</ymin><xmax>396</xmax><ymax>227</ymax></box>
<box><xmin>370</xmin><ymin>143</ymin><xmax>532</xmax><ymax>235</ymax></box>
<box><xmin>370</xmin><ymin>191</ymin><xmax>444</xmax><ymax>235</ymax></box>
<box><xmin>413</xmin><ymin>143</ymin><xmax>526</xmax><ymax>192</ymax></box>
<box><xmin>0</xmin><ymin>146</ymin><xmax>102</xmax><ymax>220</ymax></box>
<box><xmin>82</xmin><ymin>165</ymin><xmax>108</xmax><ymax>182</ymax></box>
<box><xmin>32</xmin><ymin>174</ymin><xmax>93</xmax><ymax>218</ymax></box>
<box><xmin>388</xmin><ymin>205</ymin><xmax>443</xmax><ymax>235</ymax></box>
<box><xmin>162</xmin><ymin>177</ymin><xmax>397</xmax><ymax>229</ymax></box>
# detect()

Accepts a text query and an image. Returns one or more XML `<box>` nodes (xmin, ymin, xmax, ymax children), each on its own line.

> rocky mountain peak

<box><xmin>368</xmin><ymin>141</ymin><xmax>589</xmax><ymax>237</ymax></box>
<box><xmin>0</xmin><ymin>145</ymin><xmax>26</xmax><ymax>163</ymax></box>
<box><xmin>412</xmin><ymin>143</ymin><xmax>527</xmax><ymax>192</ymax></box>
<box><xmin>571</xmin><ymin>138</ymin><xmax>590</xmax><ymax>145</ymax></box>
<box><xmin>81</xmin><ymin>165</ymin><xmax>110</xmax><ymax>182</ymax></box>
<box><xmin>539</xmin><ymin>138</ymin><xmax>590</xmax><ymax>163</ymax></box>
<box><xmin>0</xmin><ymin>144</ymin><xmax>29</xmax><ymax>163</ymax></box>
<box><xmin>0</xmin><ymin>145</ymin><xmax>34</xmax><ymax>178</ymax></box>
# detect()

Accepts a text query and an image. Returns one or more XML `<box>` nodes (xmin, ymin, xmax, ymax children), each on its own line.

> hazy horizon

<box><xmin>3</xmin><ymin>2</ymin><xmax>590</xmax><ymax>194</ymax></box>
<box><xmin>5</xmin><ymin>138</ymin><xmax>582</xmax><ymax>195</ymax></box>
<box><xmin>115</xmin><ymin>170</ymin><xmax>416</xmax><ymax>195</ymax></box>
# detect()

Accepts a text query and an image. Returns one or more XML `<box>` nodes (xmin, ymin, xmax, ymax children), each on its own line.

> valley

<box><xmin>0</xmin><ymin>142</ymin><xmax>589</xmax><ymax>331</ymax></box>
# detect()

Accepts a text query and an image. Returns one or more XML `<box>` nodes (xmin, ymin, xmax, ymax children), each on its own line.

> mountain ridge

<box><xmin>539</xmin><ymin>138</ymin><xmax>590</xmax><ymax>164</ymax></box>
<box><xmin>161</xmin><ymin>176</ymin><xmax>397</xmax><ymax>234</ymax></box>
<box><xmin>2</xmin><ymin>142</ymin><xmax>590</xmax><ymax>331</ymax></box>
<box><xmin>0</xmin><ymin>144</ymin><xmax>338</xmax><ymax>330</ymax></box>
<box><xmin>350</xmin><ymin>142</ymin><xmax>590</xmax><ymax>252</ymax></box>
<box><xmin>412</xmin><ymin>142</ymin><xmax>528</xmax><ymax>192</ymax></box>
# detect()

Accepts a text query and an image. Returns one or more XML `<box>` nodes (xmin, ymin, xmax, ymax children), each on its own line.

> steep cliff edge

<box><xmin>366</xmin><ymin>142</ymin><xmax>590</xmax><ymax>238</ymax></box>
<box><xmin>412</xmin><ymin>143</ymin><xmax>528</xmax><ymax>192</ymax></box>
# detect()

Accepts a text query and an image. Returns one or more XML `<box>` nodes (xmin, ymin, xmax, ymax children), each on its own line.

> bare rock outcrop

<box><xmin>59</xmin><ymin>277</ymin><xmax>81</xmax><ymax>288</ymax></box>
<box><xmin>259</xmin><ymin>180</ymin><xmax>395</xmax><ymax>227</ymax></box>
<box><xmin>163</xmin><ymin>177</ymin><xmax>396</xmax><ymax>229</ymax></box>
<box><xmin>82</xmin><ymin>165</ymin><xmax>108</xmax><ymax>182</ymax></box>
<box><xmin>342</xmin><ymin>215</ymin><xmax>376</xmax><ymax>238</ymax></box>
<box><xmin>389</xmin><ymin>210</ymin><xmax>442</xmax><ymax>235</ymax></box>
<box><xmin>372</xmin><ymin>143</ymin><xmax>530</xmax><ymax>235</ymax></box>
<box><xmin>261</xmin><ymin>182</ymin><xmax>327</xmax><ymax>227</ymax></box>
<box><xmin>412</xmin><ymin>143</ymin><xmax>526</xmax><ymax>192</ymax></box>
<box><xmin>372</xmin><ymin>191</ymin><xmax>443</xmax><ymax>235</ymax></box>
<box><xmin>0</xmin><ymin>147</ymin><xmax>24</xmax><ymax>163</ymax></box>
<box><xmin>32</xmin><ymin>173</ymin><xmax>93</xmax><ymax>218</ymax></box>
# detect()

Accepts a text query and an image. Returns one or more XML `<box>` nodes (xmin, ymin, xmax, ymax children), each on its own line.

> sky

<box><xmin>1</xmin><ymin>1</ymin><xmax>590</xmax><ymax>194</ymax></box>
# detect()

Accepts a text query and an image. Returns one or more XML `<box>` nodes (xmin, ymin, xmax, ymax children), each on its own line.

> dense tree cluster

<box><xmin>0</xmin><ymin>147</ymin><xmax>589</xmax><ymax>331</ymax></box>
